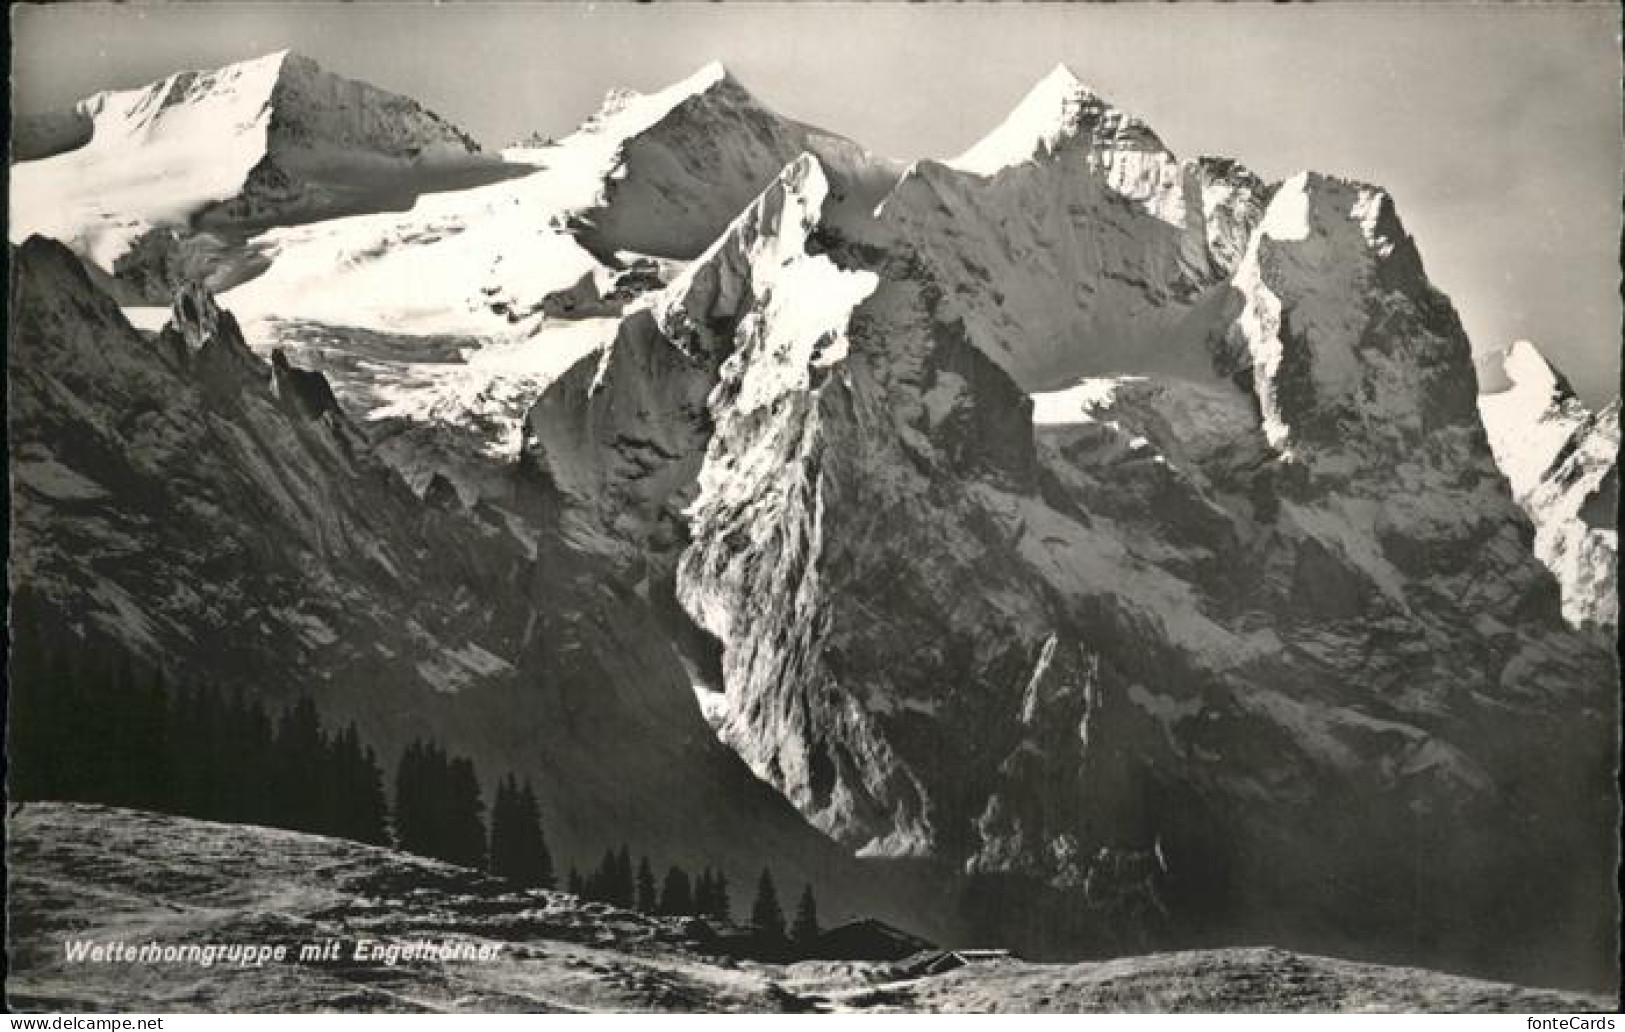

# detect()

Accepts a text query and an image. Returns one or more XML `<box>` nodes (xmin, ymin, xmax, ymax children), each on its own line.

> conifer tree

<box><xmin>6</xmin><ymin>611</ymin><xmax>69</xmax><ymax>802</ymax></box>
<box><xmin>491</xmin><ymin>776</ymin><xmax>555</xmax><ymax>888</ymax></box>
<box><xmin>567</xmin><ymin>867</ymin><xmax>585</xmax><ymax>897</ymax></box>
<box><xmin>589</xmin><ymin>848</ymin><xmax>618</xmax><ymax>903</ymax></box>
<box><xmin>710</xmin><ymin>868</ymin><xmax>732</xmax><ymax>922</ymax></box>
<box><xmin>120</xmin><ymin>661</ymin><xmax>171</xmax><ymax>811</ymax></box>
<box><xmin>488</xmin><ymin>775</ymin><xmax>520</xmax><ymax>878</ymax></box>
<box><xmin>272</xmin><ymin>697</ymin><xmax>327</xmax><ymax>831</ymax></box>
<box><xmin>353</xmin><ymin>741</ymin><xmax>391</xmax><ymax>846</ymax></box>
<box><xmin>445</xmin><ymin>756</ymin><xmax>488</xmax><ymax>869</ymax></box>
<box><xmin>750</xmin><ymin>867</ymin><xmax>785</xmax><ymax>949</ymax></box>
<box><xmin>694</xmin><ymin>868</ymin><xmax>714</xmax><ymax>917</ymax></box>
<box><xmin>324</xmin><ymin>722</ymin><xmax>388</xmax><ymax>844</ymax></box>
<box><xmin>660</xmin><ymin>865</ymin><xmax>694</xmax><ymax>916</ymax></box>
<box><xmin>612</xmin><ymin>845</ymin><xmax>635</xmax><ymax>908</ymax></box>
<box><xmin>517</xmin><ymin>780</ymin><xmax>555</xmax><ymax>889</ymax></box>
<box><xmin>394</xmin><ymin>740</ymin><xmax>486</xmax><ymax>867</ymax></box>
<box><xmin>636</xmin><ymin>857</ymin><xmax>659</xmax><ymax>913</ymax></box>
<box><xmin>394</xmin><ymin>740</ymin><xmax>436</xmax><ymax>855</ymax></box>
<box><xmin>224</xmin><ymin>692</ymin><xmax>277</xmax><ymax>827</ymax></box>
<box><xmin>3</xmin><ymin>609</ymin><xmax>394</xmax><ymax>851</ymax></box>
<box><xmin>791</xmin><ymin>884</ymin><xmax>821</xmax><ymax>955</ymax></box>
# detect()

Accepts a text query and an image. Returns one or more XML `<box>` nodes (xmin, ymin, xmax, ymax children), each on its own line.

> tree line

<box><xmin>6</xmin><ymin>614</ymin><xmax>550</xmax><ymax>885</ymax></box>
<box><xmin>564</xmin><ymin>845</ymin><xmax>821</xmax><ymax>957</ymax></box>
<box><xmin>8</xmin><ymin>623</ymin><xmax>392</xmax><ymax>845</ymax></box>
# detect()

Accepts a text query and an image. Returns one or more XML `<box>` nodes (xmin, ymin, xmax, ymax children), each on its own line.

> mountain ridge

<box><xmin>7</xmin><ymin>54</ymin><xmax>1618</xmax><ymax>994</ymax></box>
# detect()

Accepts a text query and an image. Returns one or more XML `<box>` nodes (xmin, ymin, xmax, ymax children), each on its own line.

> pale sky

<box><xmin>11</xmin><ymin>2</ymin><xmax>1622</xmax><ymax>406</ymax></box>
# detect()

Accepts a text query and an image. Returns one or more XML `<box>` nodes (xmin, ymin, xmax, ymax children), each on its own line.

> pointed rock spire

<box><xmin>270</xmin><ymin>348</ymin><xmax>344</xmax><ymax>423</ymax></box>
<box><xmin>157</xmin><ymin>281</ymin><xmax>263</xmax><ymax>393</ymax></box>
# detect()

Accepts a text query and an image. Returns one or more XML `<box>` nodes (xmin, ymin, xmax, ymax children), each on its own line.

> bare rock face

<box><xmin>269</xmin><ymin>348</ymin><xmax>346</xmax><ymax>423</ymax></box>
<box><xmin>157</xmin><ymin>279</ymin><xmax>262</xmax><ymax>390</ymax></box>
<box><xmin>1221</xmin><ymin>171</ymin><xmax>1482</xmax><ymax>457</ymax></box>
<box><xmin>1478</xmin><ymin>341</ymin><xmax>1619</xmax><ymax>631</ymax></box>
<box><xmin>523</xmin><ymin>72</ymin><xmax>1616</xmax><ymax>987</ymax></box>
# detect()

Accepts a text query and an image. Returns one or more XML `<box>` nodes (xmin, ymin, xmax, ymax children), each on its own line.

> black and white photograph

<box><xmin>4</xmin><ymin>1</ymin><xmax>1621</xmax><ymax>1016</ymax></box>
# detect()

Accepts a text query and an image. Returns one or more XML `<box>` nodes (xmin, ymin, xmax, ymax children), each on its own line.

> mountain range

<box><xmin>7</xmin><ymin>51</ymin><xmax>1618</xmax><ymax>993</ymax></box>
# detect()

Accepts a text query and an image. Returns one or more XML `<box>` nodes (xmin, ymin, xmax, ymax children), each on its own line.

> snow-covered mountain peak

<box><xmin>578</xmin><ymin>60</ymin><xmax>750</xmax><ymax>141</ymax></box>
<box><xmin>1225</xmin><ymin>168</ymin><xmax>1469</xmax><ymax>458</ymax></box>
<box><xmin>1494</xmin><ymin>339</ymin><xmax>1572</xmax><ymax>403</ymax></box>
<box><xmin>1479</xmin><ymin>339</ymin><xmax>1597</xmax><ymax>496</ymax></box>
<box><xmin>1254</xmin><ymin>171</ymin><xmax>1404</xmax><ymax>254</ymax></box>
<box><xmin>648</xmin><ymin>59</ymin><xmax>738</xmax><ymax>101</ymax></box>
<box><xmin>688</xmin><ymin>59</ymin><xmax>733</xmax><ymax>89</ymax></box>
<box><xmin>1478</xmin><ymin>340</ymin><xmax>1618</xmax><ymax>629</ymax></box>
<box><xmin>950</xmin><ymin>65</ymin><xmax>1162</xmax><ymax>177</ymax></box>
<box><xmin>563</xmin><ymin>64</ymin><xmax>857</xmax><ymax>260</ymax></box>
<box><xmin>71</xmin><ymin>50</ymin><xmax>470</xmax><ymax>153</ymax></box>
<box><xmin>10</xmin><ymin>50</ymin><xmax>486</xmax><ymax>275</ymax></box>
<box><xmin>77</xmin><ymin>50</ymin><xmax>287</xmax><ymax>139</ymax></box>
<box><xmin>1037</xmin><ymin>61</ymin><xmax>1088</xmax><ymax>92</ymax></box>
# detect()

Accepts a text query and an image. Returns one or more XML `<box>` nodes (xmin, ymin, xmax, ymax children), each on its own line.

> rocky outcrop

<box><xmin>270</xmin><ymin>348</ymin><xmax>346</xmax><ymax>423</ymax></box>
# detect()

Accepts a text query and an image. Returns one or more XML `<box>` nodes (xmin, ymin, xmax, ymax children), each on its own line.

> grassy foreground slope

<box><xmin>5</xmin><ymin>804</ymin><xmax>1613</xmax><ymax>1013</ymax></box>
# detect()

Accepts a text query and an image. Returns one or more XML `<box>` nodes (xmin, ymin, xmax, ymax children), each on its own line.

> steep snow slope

<box><xmin>9</xmin><ymin>51</ymin><xmax>492</xmax><ymax>289</ymax></box>
<box><xmin>1478</xmin><ymin>341</ymin><xmax>1618</xmax><ymax>629</ymax></box>
<box><xmin>524</xmin><ymin>69</ymin><xmax>1617</xmax><ymax>988</ymax></box>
